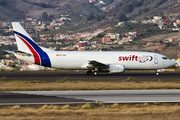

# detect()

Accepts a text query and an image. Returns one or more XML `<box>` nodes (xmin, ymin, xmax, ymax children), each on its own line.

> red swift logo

<box><xmin>118</xmin><ymin>55</ymin><xmax>153</xmax><ymax>63</ymax></box>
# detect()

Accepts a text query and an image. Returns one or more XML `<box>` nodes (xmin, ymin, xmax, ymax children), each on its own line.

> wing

<box><xmin>88</xmin><ymin>60</ymin><xmax>108</xmax><ymax>69</ymax></box>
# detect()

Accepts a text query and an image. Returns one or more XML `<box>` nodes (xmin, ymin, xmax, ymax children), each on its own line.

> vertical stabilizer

<box><xmin>12</xmin><ymin>22</ymin><xmax>35</xmax><ymax>53</ymax></box>
<box><xmin>12</xmin><ymin>22</ymin><xmax>53</xmax><ymax>53</ymax></box>
<box><xmin>12</xmin><ymin>22</ymin><xmax>51</xmax><ymax>67</ymax></box>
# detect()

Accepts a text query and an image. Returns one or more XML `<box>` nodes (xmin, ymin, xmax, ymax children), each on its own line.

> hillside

<box><xmin>140</xmin><ymin>32</ymin><xmax>180</xmax><ymax>58</ymax></box>
<box><xmin>0</xmin><ymin>0</ymin><xmax>106</xmax><ymax>20</ymax></box>
<box><xmin>0</xmin><ymin>0</ymin><xmax>180</xmax><ymax>21</ymax></box>
<box><xmin>106</xmin><ymin>0</ymin><xmax>180</xmax><ymax>22</ymax></box>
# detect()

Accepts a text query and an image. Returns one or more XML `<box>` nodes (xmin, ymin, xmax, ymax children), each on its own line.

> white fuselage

<box><xmin>15</xmin><ymin>51</ymin><xmax>175</xmax><ymax>70</ymax></box>
<box><xmin>11</xmin><ymin>22</ymin><xmax>176</xmax><ymax>75</ymax></box>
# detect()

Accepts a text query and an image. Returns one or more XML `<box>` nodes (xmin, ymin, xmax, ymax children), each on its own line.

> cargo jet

<box><xmin>6</xmin><ymin>22</ymin><xmax>176</xmax><ymax>75</ymax></box>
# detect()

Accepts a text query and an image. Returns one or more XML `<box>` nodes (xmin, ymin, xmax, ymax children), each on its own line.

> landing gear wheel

<box><xmin>93</xmin><ymin>71</ymin><xmax>98</xmax><ymax>76</ymax></box>
<box><xmin>156</xmin><ymin>70</ymin><xmax>159</xmax><ymax>76</ymax></box>
<box><xmin>87</xmin><ymin>71</ymin><xmax>92</xmax><ymax>75</ymax></box>
<box><xmin>156</xmin><ymin>72</ymin><xmax>159</xmax><ymax>76</ymax></box>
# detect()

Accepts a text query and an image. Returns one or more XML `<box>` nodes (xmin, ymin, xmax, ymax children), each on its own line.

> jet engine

<box><xmin>109</xmin><ymin>64</ymin><xmax>125</xmax><ymax>73</ymax></box>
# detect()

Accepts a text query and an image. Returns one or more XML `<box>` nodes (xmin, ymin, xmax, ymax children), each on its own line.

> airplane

<box><xmin>5</xmin><ymin>22</ymin><xmax>176</xmax><ymax>76</ymax></box>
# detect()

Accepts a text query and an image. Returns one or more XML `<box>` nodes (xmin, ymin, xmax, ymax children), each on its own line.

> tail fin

<box><xmin>12</xmin><ymin>22</ymin><xmax>52</xmax><ymax>67</ymax></box>
<box><xmin>12</xmin><ymin>22</ymin><xmax>52</xmax><ymax>52</ymax></box>
<box><xmin>12</xmin><ymin>22</ymin><xmax>34</xmax><ymax>53</ymax></box>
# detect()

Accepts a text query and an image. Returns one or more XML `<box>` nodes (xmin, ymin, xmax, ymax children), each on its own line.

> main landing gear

<box><xmin>156</xmin><ymin>72</ymin><xmax>159</xmax><ymax>75</ymax></box>
<box><xmin>87</xmin><ymin>70</ymin><xmax>98</xmax><ymax>76</ymax></box>
<box><xmin>156</xmin><ymin>70</ymin><xmax>159</xmax><ymax>76</ymax></box>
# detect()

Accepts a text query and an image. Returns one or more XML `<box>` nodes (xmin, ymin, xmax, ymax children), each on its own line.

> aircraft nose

<box><xmin>169</xmin><ymin>60</ymin><xmax>176</xmax><ymax>67</ymax></box>
<box><xmin>165</xmin><ymin>60</ymin><xmax>176</xmax><ymax>68</ymax></box>
<box><xmin>172</xmin><ymin>60</ymin><xmax>177</xmax><ymax>66</ymax></box>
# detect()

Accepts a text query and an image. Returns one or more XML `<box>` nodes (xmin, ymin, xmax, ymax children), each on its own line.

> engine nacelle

<box><xmin>109</xmin><ymin>64</ymin><xmax>125</xmax><ymax>73</ymax></box>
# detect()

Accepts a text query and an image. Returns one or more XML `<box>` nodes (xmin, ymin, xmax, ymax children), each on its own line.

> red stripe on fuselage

<box><xmin>17</xmin><ymin>35</ymin><xmax>41</xmax><ymax>65</ymax></box>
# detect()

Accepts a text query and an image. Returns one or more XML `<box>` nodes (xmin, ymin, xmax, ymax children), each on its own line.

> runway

<box><xmin>0</xmin><ymin>71</ymin><xmax>180</xmax><ymax>81</ymax></box>
<box><xmin>1</xmin><ymin>90</ymin><xmax>180</xmax><ymax>105</ymax></box>
<box><xmin>0</xmin><ymin>71</ymin><xmax>180</xmax><ymax>105</ymax></box>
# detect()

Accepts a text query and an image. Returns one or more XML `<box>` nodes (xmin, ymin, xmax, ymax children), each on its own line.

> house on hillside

<box><xmin>102</xmin><ymin>36</ymin><xmax>112</xmax><ymax>44</ymax></box>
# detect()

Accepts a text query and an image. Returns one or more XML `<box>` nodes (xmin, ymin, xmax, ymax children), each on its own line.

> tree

<box><xmin>42</xmin><ymin>12</ymin><xmax>48</xmax><ymax>21</ymax></box>
<box><xmin>155</xmin><ymin>0</ymin><xmax>168</xmax><ymax>7</ymax></box>
<box><xmin>0</xmin><ymin>0</ymin><xmax>6</xmax><ymax>6</ymax></box>
<box><xmin>134</xmin><ymin>0</ymin><xmax>143</xmax><ymax>7</ymax></box>
<box><xmin>97</xmin><ymin>33</ymin><xmax>105</xmax><ymax>38</ymax></box>
<box><xmin>116</xmin><ymin>13</ymin><xmax>128</xmax><ymax>21</ymax></box>
<box><xmin>142</xmin><ymin>8</ymin><xmax>150</xmax><ymax>13</ymax></box>
<box><xmin>124</xmin><ymin>4</ymin><xmax>134</xmax><ymax>13</ymax></box>
<box><xmin>48</xmin><ymin>14</ymin><xmax>55</xmax><ymax>21</ymax></box>
<box><xmin>95</xmin><ymin>15</ymin><xmax>105</xmax><ymax>21</ymax></box>
<box><xmin>32</xmin><ymin>2</ymin><xmax>52</xmax><ymax>8</ymax></box>
<box><xmin>87</xmin><ymin>14</ymin><xmax>95</xmax><ymax>21</ymax></box>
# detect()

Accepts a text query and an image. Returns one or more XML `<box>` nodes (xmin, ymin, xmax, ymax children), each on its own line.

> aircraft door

<box><xmin>154</xmin><ymin>55</ymin><xmax>158</xmax><ymax>64</ymax></box>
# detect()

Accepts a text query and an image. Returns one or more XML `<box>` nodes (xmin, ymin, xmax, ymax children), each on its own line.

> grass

<box><xmin>40</xmin><ymin>24</ymin><xmax>87</xmax><ymax>34</ymax></box>
<box><xmin>0</xmin><ymin>80</ymin><xmax>180</xmax><ymax>91</ymax></box>
<box><xmin>0</xmin><ymin>79</ymin><xmax>180</xmax><ymax>119</ymax></box>
<box><xmin>0</xmin><ymin>104</ymin><xmax>180</xmax><ymax>120</ymax></box>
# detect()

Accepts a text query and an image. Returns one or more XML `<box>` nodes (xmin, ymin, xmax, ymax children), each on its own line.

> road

<box><xmin>1</xmin><ymin>90</ymin><xmax>180</xmax><ymax>105</ymax></box>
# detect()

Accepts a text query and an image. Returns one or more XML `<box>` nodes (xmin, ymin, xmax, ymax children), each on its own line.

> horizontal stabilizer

<box><xmin>4</xmin><ymin>50</ymin><xmax>15</xmax><ymax>54</ymax></box>
<box><xmin>14</xmin><ymin>50</ymin><xmax>32</xmax><ymax>56</ymax></box>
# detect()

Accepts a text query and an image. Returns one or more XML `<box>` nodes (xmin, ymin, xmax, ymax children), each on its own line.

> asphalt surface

<box><xmin>1</xmin><ymin>90</ymin><xmax>180</xmax><ymax>105</ymax></box>
<box><xmin>0</xmin><ymin>71</ymin><xmax>179</xmax><ymax>81</ymax></box>
<box><xmin>0</xmin><ymin>91</ymin><xmax>94</xmax><ymax>105</ymax></box>
<box><xmin>0</xmin><ymin>71</ymin><xmax>180</xmax><ymax>105</ymax></box>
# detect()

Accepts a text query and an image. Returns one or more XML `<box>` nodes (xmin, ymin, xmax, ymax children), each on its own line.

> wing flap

<box><xmin>88</xmin><ymin>60</ymin><xmax>108</xmax><ymax>68</ymax></box>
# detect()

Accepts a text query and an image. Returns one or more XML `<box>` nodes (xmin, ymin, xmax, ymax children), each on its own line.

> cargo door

<box><xmin>154</xmin><ymin>55</ymin><xmax>158</xmax><ymax>64</ymax></box>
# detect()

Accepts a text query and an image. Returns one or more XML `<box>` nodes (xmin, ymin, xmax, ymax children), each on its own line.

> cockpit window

<box><xmin>162</xmin><ymin>57</ymin><xmax>168</xmax><ymax>60</ymax></box>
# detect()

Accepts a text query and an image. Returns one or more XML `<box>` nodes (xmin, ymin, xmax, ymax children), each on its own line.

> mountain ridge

<box><xmin>0</xmin><ymin>0</ymin><xmax>179</xmax><ymax>21</ymax></box>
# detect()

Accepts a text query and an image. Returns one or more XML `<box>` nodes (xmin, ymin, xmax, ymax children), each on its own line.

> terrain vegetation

<box><xmin>1</xmin><ymin>103</ymin><xmax>180</xmax><ymax>120</ymax></box>
<box><xmin>0</xmin><ymin>71</ymin><xmax>180</xmax><ymax>91</ymax></box>
<box><xmin>0</xmin><ymin>70</ymin><xmax>179</xmax><ymax>119</ymax></box>
<box><xmin>0</xmin><ymin>0</ymin><xmax>179</xmax><ymax>22</ymax></box>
